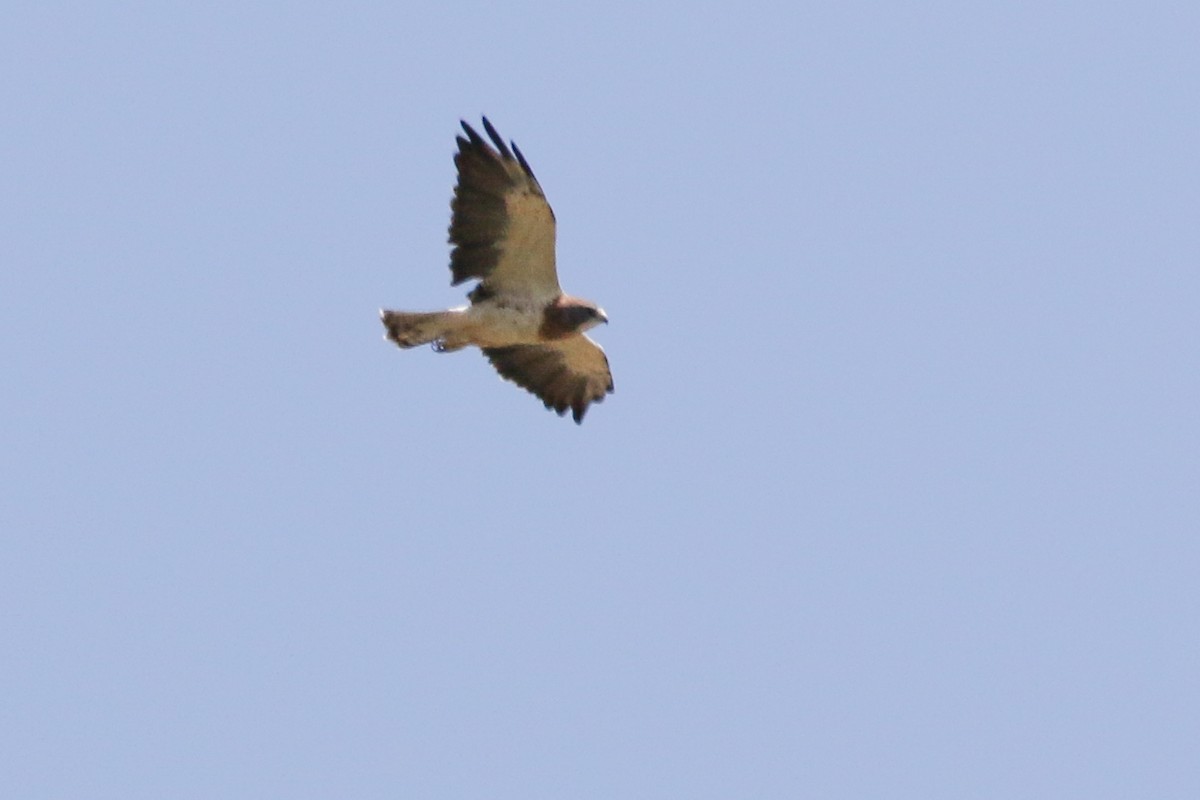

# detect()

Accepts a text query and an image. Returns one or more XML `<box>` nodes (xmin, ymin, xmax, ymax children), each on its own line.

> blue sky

<box><xmin>3</xmin><ymin>2</ymin><xmax>1198</xmax><ymax>797</ymax></box>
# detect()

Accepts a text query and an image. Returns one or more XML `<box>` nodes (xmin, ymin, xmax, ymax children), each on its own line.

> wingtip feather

<box><xmin>480</xmin><ymin>117</ymin><xmax>514</xmax><ymax>160</ymax></box>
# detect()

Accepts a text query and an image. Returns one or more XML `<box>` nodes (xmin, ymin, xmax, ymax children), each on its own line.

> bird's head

<box><xmin>580</xmin><ymin>305</ymin><xmax>608</xmax><ymax>332</ymax></box>
<box><xmin>557</xmin><ymin>301</ymin><xmax>607</xmax><ymax>333</ymax></box>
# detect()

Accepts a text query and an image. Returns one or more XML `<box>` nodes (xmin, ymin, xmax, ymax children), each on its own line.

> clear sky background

<box><xmin>3</xmin><ymin>2</ymin><xmax>1198</xmax><ymax>797</ymax></box>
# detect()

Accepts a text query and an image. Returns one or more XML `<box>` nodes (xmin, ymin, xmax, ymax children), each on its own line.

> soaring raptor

<box><xmin>380</xmin><ymin>117</ymin><xmax>613</xmax><ymax>423</ymax></box>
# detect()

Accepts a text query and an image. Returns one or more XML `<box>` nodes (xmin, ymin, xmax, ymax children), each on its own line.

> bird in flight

<box><xmin>380</xmin><ymin>117</ymin><xmax>613</xmax><ymax>424</ymax></box>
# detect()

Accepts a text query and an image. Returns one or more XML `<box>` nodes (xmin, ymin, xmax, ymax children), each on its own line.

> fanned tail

<box><xmin>380</xmin><ymin>309</ymin><xmax>467</xmax><ymax>351</ymax></box>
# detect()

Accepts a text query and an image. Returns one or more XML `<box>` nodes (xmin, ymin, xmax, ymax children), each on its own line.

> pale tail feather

<box><xmin>380</xmin><ymin>309</ymin><xmax>468</xmax><ymax>352</ymax></box>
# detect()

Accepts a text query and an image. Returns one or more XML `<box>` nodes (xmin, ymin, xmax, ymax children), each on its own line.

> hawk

<box><xmin>380</xmin><ymin>117</ymin><xmax>613</xmax><ymax>423</ymax></box>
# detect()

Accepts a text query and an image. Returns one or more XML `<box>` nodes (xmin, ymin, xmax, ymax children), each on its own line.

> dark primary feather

<box><xmin>483</xmin><ymin>340</ymin><xmax>613</xmax><ymax>424</ymax></box>
<box><xmin>512</xmin><ymin>143</ymin><xmax>537</xmax><ymax>181</ymax></box>
<box><xmin>479</xmin><ymin>117</ymin><xmax>538</xmax><ymax>182</ymax></box>
<box><xmin>481</xmin><ymin>117</ymin><xmax>514</xmax><ymax>160</ymax></box>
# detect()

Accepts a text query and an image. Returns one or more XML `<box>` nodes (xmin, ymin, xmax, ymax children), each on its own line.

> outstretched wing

<box><xmin>483</xmin><ymin>336</ymin><xmax>614</xmax><ymax>424</ymax></box>
<box><xmin>450</xmin><ymin>118</ymin><xmax>559</xmax><ymax>302</ymax></box>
